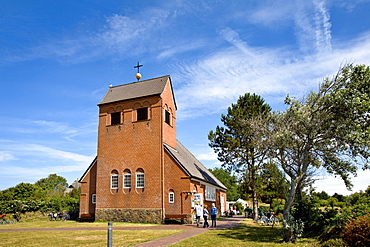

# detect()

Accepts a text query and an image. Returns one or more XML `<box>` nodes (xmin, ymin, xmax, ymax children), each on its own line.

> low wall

<box><xmin>95</xmin><ymin>208</ymin><xmax>162</xmax><ymax>224</ymax></box>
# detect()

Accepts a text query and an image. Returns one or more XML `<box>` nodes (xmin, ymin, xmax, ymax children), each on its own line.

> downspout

<box><xmin>160</xmin><ymin>98</ymin><xmax>165</xmax><ymax>222</ymax></box>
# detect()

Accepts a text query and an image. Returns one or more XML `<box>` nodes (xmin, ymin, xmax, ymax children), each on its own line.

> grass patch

<box><xmin>0</xmin><ymin>217</ymin><xmax>157</xmax><ymax>229</ymax></box>
<box><xmin>1</xmin><ymin>229</ymin><xmax>182</xmax><ymax>246</ymax></box>
<box><xmin>1</xmin><ymin>217</ymin><xmax>320</xmax><ymax>246</ymax></box>
<box><xmin>171</xmin><ymin>218</ymin><xmax>319</xmax><ymax>247</ymax></box>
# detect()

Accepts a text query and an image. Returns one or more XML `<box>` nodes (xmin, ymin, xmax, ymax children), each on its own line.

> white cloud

<box><xmin>0</xmin><ymin>141</ymin><xmax>94</xmax><ymax>188</ymax></box>
<box><xmin>313</xmin><ymin>0</ymin><xmax>332</xmax><ymax>53</ymax></box>
<box><xmin>32</xmin><ymin>120</ymin><xmax>78</xmax><ymax>136</ymax></box>
<box><xmin>0</xmin><ymin>141</ymin><xmax>93</xmax><ymax>167</ymax></box>
<box><xmin>0</xmin><ymin>151</ymin><xmax>15</xmax><ymax>162</ymax></box>
<box><xmin>196</xmin><ymin>150</ymin><xmax>218</xmax><ymax>161</ymax></box>
<box><xmin>157</xmin><ymin>41</ymin><xmax>206</xmax><ymax>59</ymax></box>
<box><xmin>314</xmin><ymin>169</ymin><xmax>370</xmax><ymax>195</ymax></box>
<box><xmin>247</xmin><ymin>0</ymin><xmax>293</xmax><ymax>25</ymax></box>
<box><xmin>100</xmin><ymin>10</ymin><xmax>170</xmax><ymax>49</ymax></box>
<box><xmin>172</xmin><ymin>27</ymin><xmax>370</xmax><ymax>120</ymax></box>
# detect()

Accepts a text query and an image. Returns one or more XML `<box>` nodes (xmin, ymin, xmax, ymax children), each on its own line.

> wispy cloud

<box><xmin>0</xmin><ymin>151</ymin><xmax>15</xmax><ymax>162</ymax></box>
<box><xmin>0</xmin><ymin>140</ymin><xmax>94</xmax><ymax>184</ymax></box>
<box><xmin>32</xmin><ymin>120</ymin><xmax>78</xmax><ymax>136</ymax></box>
<box><xmin>4</xmin><ymin>8</ymin><xmax>172</xmax><ymax>64</ymax></box>
<box><xmin>313</xmin><ymin>0</ymin><xmax>332</xmax><ymax>53</ymax></box>
<box><xmin>0</xmin><ymin>117</ymin><xmax>95</xmax><ymax>142</ymax></box>
<box><xmin>293</xmin><ymin>0</ymin><xmax>332</xmax><ymax>54</ymax></box>
<box><xmin>0</xmin><ymin>141</ymin><xmax>93</xmax><ymax>165</ymax></box>
<box><xmin>172</xmin><ymin>28</ymin><xmax>370</xmax><ymax>119</ymax></box>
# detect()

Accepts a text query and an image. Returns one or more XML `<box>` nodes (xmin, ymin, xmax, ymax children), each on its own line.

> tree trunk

<box><xmin>250</xmin><ymin>164</ymin><xmax>259</xmax><ymax>221</ymax></box>
<box><xmin>282</xmin><ymin>178</ymin><xmax>298</xmax><ymax>242</ymax></box>
<box><xmin>252</xmin><ymin>189</ymin><xmax>259</xmax><ymax>221</ymax></box>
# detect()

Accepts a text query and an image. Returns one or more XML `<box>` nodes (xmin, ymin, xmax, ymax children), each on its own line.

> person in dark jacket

<box><xmin>211</xmin><ymin>203</ymin><xmax>218</xmax><ymax>227</ymax></box>
<box><xmin>203</xmin><ymin>205</ymin><xmax>210</xmax><ymax>228</ymax></box>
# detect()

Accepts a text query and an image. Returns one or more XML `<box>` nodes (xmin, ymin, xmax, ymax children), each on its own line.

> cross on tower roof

<box><xmin>134</xmin><ymin>62</ymin><xmax>143</xmax><ymax>81</ymax></box>
<box><xmin>134</xmin><ymin>62</ymin><xmax>143</xmax><ymax>73</ymax></box>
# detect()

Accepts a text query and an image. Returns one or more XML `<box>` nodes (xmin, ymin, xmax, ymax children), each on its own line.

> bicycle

<box><xmin>268</xmin><ymin>215</ymin><xmax>279</xmax><ymax>225</ymax></box>
<box><xmin>257</xmin><ymin>216</ymin><xmax>269</xmax><ymax>225</ymax></box>
<box><xmin>257</xmin><ymin>215</ymin><xmax>280</xmax><ymax>226</ymax></box>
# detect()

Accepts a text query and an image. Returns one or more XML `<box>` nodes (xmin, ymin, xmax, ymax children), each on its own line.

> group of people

<box><xmin>193</xmin><ymin>202</ymin><xmax>217</xmax><ymax>228</ymax></box>
<box><xmin>48</xmin><ymin>212</ymin><xmax>69</xmax><ymax>221</ymax></box>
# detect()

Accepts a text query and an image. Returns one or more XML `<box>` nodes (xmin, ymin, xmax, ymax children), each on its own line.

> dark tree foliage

<box><xmin>312</xmin><ymin>191</ymin><xmax>330</xmax><ymax>200</ymax></box>
<box><xmin>209</xmin><ymin>168</ymin><xmax>239</xmax><ymax>201</ymax></box>
<box><xmin>258</xmin><ymin>162</ymin><xmax>289</xmax><ymax>206</ymax></box>
<box><xmin>35</xmin><ymin>174</ymin><xmax>68</xmax><ymax>196</ymax></box>
<box><xmin>209</xmin><ymin>93</ymin><xmax>271</xmax><ymax>220</ymax></box>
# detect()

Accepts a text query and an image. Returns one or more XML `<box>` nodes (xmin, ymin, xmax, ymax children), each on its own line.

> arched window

<box><xmin>111</xmin><ymin>170</ymin><xmax>119</xmax><ymax>189</ymax></box>
<box><xmin>137</xmin><ymin>107</ymin><xmax>148</xmax><ymax>121</ymax></box>
<box><xmin>169</xmin><ymin>190</ymin><xmax>175</xmax><ymax>203</ymax></box>
<box><xmin>123</xmin><ymin>169</ymin><xmax>131</xmax><ymax>189</ymax></box>
<box><xmin>164</xmin><ymin>105</ymin><xmax>173</xmax><ymax>126</ymax></box>
<box><xmin>108</xmin><ymin>106</ymin><xmax>123</xmax><ymax>126</ymax></box>
<box><xmin>136</xmin><ymin>168</ymin><xmax>145</xmax><ymax>188</ymax></box>
<box><xmin>133</xmin><ymin>101</ymin><xmax>150</xmax><ymax>122</ymax></box>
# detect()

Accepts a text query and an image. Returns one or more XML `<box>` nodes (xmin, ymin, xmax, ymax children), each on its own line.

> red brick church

<box><xmin>79</xmin><ymin>75</ymin><xmax>227</xmax><ymax>223</ymax></box>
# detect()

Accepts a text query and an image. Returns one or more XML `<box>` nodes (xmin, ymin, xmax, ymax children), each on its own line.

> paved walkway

<box><xmin>133</xmin><ymin>216</ymin><xmax>244</xmax><ymax>247</ymax></box>
<box><xmin>0</xmin><ymin>216</ymin><xmax>245</xmax><ymax>247</ymax></box>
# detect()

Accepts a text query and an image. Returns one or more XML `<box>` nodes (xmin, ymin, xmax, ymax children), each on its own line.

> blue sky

<box><xmin>1</xmin><ymin>0</ymin><xmax>370</xmax><ymax>196</ymax></box>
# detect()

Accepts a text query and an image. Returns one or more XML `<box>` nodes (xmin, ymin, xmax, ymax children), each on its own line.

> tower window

<box><xmin>136</xmin><ymin>172</ymin><xmax>145</xmax><ymax>188</ymax></box>
<box><xmin>111</xmin><ymin>173</ymin><xmax>119</xmax><ymax>189</ymax></box>
<box><xmin>165</xmin><ymin>110</ymin><xmax>171</xmax><ymax>125</ymax></box>
<box><xmin>111</xmin><ymin>112</ymin><xmax>121</xmax><ymax>125</ymax></box>
<box><xmin>137</xmin><ymin>107</ymin><xmax>148</xmax><ymax>121</ymax></box>
<box><xmin>123</xmin><ymin>174</ymin><xmax>131</xmax><ymax>189</ymax></box>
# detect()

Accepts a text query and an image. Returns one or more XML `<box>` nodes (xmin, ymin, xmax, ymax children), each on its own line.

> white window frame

<box><xmin>111</xmin><ymin>174</ymin><xmax>119</xmax><ymax>189</ymax></box>
<box><xmin>169</xmin><ymin>192</ymin><xmax>175</xmax><ymax>203</ymax></box>
<box><xmin>92</xmin><ymin>194</ymin><xmax>96</xmax><ymax>204</ymax></box>
<box><xmin>123</xmin><ymin>174</ymin><xmax>131</xmax><ymax>189</ymax></box>
<box><xmin>136</xmin><ymin>173</ymin><xmax>145</xmax><ymax>188</ymax></box>
<box><xmin>205</xmin><ymin>185</ymin><xmax>216</xmax><ymax>201</ymax></box>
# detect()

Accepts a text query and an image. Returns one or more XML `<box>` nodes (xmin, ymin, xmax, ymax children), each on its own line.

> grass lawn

<box><xmin>0</xmin><ymin>229</ymin><xmax>182</xmax><ymax>246</ymax></box>
<box><xmin>0</xmin><ymin>216</ymin><xmax>157</xmax><ymax>229</ymax></box>
<box><xmin>1</xmin><ymin>217</ymin><xmax>319</xmax><ymax>246</ymax></box>
<box><xmin>171</xmin><ymin>218</ymin><xmax>319</xmax><ymax>247</ymax></box>
<box><xmin>0</xmin><ymin>217</ymin><xmax>182</xmax><ymax>246</ymax></box>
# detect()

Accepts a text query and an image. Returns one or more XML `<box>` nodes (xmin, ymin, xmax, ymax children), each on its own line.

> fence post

<box><xmin>107</xmin><ymin>222</ymin><xmax>113</xmax><ymax>247</ymax></box>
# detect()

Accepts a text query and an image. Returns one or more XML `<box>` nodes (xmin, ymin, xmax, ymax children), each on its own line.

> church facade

<box><xmin>79</xmin><ymin>75</ymin><xmax>227</xmax><ymax>223</ymax></box>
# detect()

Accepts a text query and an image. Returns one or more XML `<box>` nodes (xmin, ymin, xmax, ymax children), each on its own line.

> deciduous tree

<box><xmin>270</xmin><ymin>64</ymin><xmax>370</xmax><ymax>242</ymax></box>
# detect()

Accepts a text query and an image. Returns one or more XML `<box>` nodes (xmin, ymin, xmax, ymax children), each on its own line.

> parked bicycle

<box><xmin>257</xmin><ymin>215</ymin><xmax>280</xmax><ymax>226</ymax></box>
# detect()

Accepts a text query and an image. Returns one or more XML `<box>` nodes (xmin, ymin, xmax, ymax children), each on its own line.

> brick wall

<box><xmin>79</xmin><ymin>78</ymin><xmax>226</xmax><ymax>223</ymax></box>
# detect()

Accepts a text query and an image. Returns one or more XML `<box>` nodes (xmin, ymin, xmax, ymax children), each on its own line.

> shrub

<box><xmin>282</xmin><ymin>215</ymin><xmax>304</xmax><ymax>243</ymax></box>
<box><xmin>320</xmin><ymin>238</ymin><xmax>345</xmax><ymax>247</ymax></box>
<box><xmin>342</xmin><ymin>213</ymin><xmax>370</xmax><ymax>247</ymax></box>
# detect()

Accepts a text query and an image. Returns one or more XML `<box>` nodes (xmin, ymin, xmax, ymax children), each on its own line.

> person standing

<box><xmin>211</xmin><ymin>203</ymin><xmax>218</xmax><ymax>227</ymax></box>
<box><xmin>193</xmin><ymin>203</ymin><xmax>203</xmax><ymax>227</ymax></box>
<box><xmin>203</xmin><ymin>205</ymin><xmax>209</xmax><ymax>228</ymax></box>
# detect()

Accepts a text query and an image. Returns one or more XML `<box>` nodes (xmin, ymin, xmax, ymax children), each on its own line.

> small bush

<box><xmin>320</xmin><ymin>238</ymin><xmax>345</xmax><ymax>247</ymax></box>
<box><xmin>342</xmin><ymin>213</ymin><xmax>370</xmax><ymax>247</ymax></box>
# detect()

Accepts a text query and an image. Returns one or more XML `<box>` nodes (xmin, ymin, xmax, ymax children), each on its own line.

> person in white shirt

<box><xmin>193</xmin><ymin>203</ymin><xmax>203</xmax><ymax>227</ymax></box>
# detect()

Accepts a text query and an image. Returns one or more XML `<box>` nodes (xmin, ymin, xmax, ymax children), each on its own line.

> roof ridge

<box><xmin>110</xmin><ymin>75</ymin><xmax>170</xmax><ymax>89</ymax></box>
<box><xmin>166</xmin><ymin>140</ymin><xmax>227</xmax><ymax>191</ymax></box>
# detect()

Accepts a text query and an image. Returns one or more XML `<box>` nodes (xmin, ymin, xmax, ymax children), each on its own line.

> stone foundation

<box><xmin>96</xmin><ymin>208</ymin><xmax>163</xmax><ymax>224</ymax></box>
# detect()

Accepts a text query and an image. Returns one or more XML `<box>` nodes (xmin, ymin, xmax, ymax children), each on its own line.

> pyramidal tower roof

<box><xmin>98</xmin><ymin>75</ymin><xmax>173</xmax><ymax>106</ymax></box>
